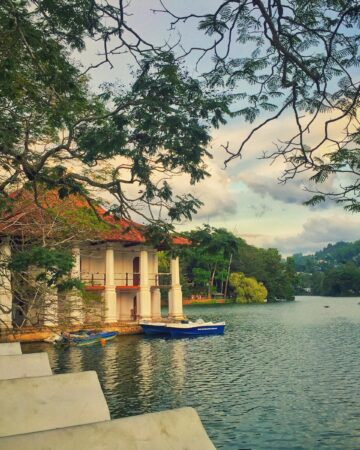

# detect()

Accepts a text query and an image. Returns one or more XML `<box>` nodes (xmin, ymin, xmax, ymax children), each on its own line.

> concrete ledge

<box><xmin>0</xmin><ymin>342</ymin><xmax>21</xmax><ymax>355</ymax></box>
<box><xmin>0</xmin><ymin>353</ymin><xmax>52</xmax><ymax>380</ymax></box>
<box><xmin>0</xmin><ymin>371</ymin><xmax>110</xmax><ymax>437</ymax></box>
<box><xmin>2</xmin><ymin>323</ymin><xmax>142</xmax><ymax>343</ymax></box>
<box><xmin>0</xmin><ymin>407</ymin><xmax>216</xmax><ymax>450</ymax></box>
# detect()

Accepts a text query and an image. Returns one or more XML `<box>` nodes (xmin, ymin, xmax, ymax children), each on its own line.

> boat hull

<box><xmin>71</xmin><ymin>331</ymin><xmax>118</xmax><ymax>346</ymax></box>
<box><xmin>141</xmin><ymin>323</ymin><xmax>225</xmax><ymax>338</ymax></box>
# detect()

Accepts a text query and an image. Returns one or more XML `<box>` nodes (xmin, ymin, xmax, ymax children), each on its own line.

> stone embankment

<box><xmin>0</xmin><ymin>322</ymin><xmax>142</xmax><ymax>343</ymax></box>
<box><xmin>0</xmin><ymin>342</ymin><xmax>216</xmax><ymax>450</ymax></box>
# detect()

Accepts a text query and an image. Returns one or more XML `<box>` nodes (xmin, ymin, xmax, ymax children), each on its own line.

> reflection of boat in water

<box><xmin>45</xmin><ymin>330</ymin><xmax>118</xmax><ymax>346</ymax></box>
<box><xmin>140</xmin><ymin>320</ymin><xmax>225</xmax><ymax>338</ymax></box>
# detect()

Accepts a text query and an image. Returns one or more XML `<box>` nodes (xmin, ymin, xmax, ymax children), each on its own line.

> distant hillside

<box><xmin>294</xmin><ymin>240</ymin><xmax>360</xmax><ymax>273</ymax></box>
<box><xmin>293</xmin><ymin>241</ymin><xmax>360</xmax><ymax>297</ymax></box>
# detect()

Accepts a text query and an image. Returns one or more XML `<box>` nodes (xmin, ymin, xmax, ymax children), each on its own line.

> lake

<box><xmin>23</xmin><ymin>296</ymin><xmax>360</xmax><ymax>450</ymax></box>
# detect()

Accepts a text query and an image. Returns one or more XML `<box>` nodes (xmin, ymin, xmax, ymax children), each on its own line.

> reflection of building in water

<box><xmin>171</xmin><ymin>341</ymin><xmax>186</xmax><ymax>398</ymax></box>
<box><xmin>136</xmin><ymin>339</ymin><xmax>186</xmax><ymax>410</ymax></box>
<box><xmin>137</xmin><ymin>342</ymin><xmax>154</xmax><ymax>411</ymax></box>
<box><xmin>101</xmin><ymin>343</ymin><xmax>120</xmax><ymax>392</ymax></box>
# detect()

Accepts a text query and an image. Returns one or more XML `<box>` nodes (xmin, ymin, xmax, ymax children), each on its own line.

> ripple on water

<box><xmin>23</xmin><ymin>296</ymin><xmax>360</xmax><ymax>450</ymax></box>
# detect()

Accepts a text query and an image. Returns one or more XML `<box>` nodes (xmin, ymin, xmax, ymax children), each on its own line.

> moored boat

<box><xmin>46</xmin><ymin>330</ymin><xmax>118</xmax><ymax>346</ymax></box>
<box><xmin>71</xmin><ymin>331</ymin><xmax>118</xmax><ymax>346</ymax></box>
<box><xmin>140</xmin><ymin>321</ymin><xmax>225</xmax><ymax>338</ymax></box>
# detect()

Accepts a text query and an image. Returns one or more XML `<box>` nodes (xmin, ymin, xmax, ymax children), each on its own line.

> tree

<box><xmin>0</xmin><ymin>1</ymin><xmax>233</xmax><ymax>327</ymax></box>
<box><xmin>292</xmin><ymin>239</ymin><xmax>360</xmax><ymax>296</ymax></box>
<box><xmin>178</xmin><ymin>226</ymin><xmax>297</xmax><ymax>301</ymax></box>
<box><xmin>181</xmin><ymin>225</ymin><xmax>239</xmax><ymax>297</ymax></box>
<box><xmin>0</xmin><ymin>1</ymin><xmax>231</xmax><ymax>227</ymax></box>
<box><xmin>156</xmin><ymin>1</ymin><xmax>360</xmax><ymax>211</ymax></box>
<box><xmin>321</xmin><ymin>263</ymin><xmax>360</xmax><ymax>296</ymax></box>
<box><xmin>0</xmin><ymin>191</ymin><xmax>110</xmax><ymax>329</ymax></box>
<box><xmin>311</xmin><ymin>272</ymin><xmax>325</xmax><ymax>295</ymax></box>
<box><xmin>233</xmin><ymin>245</ymin><xmax>296</xmax><ymax>301</ymax></box>
<box><xmin>229</xmin><ymin>272</ymin><xmax>267</xmax><ymax>304</ymax></box>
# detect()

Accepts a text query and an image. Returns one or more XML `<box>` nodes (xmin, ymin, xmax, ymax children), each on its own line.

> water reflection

<box><xmin>23</xmin><ymin>297</ymin><xmax>360</xmax><ymax>450</ymax></box>
<box><xmin>171</xmin><ymin>340</ymin><xmax>186</xmax><ymax>399</ymax></box>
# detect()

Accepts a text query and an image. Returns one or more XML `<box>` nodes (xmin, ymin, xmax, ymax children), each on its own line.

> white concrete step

<box><xmin>0</xmin><ymin>353</ymin><xmax>52</xmax><ymax>380</ymax></box>
<box><xmin>0</xmin><ymin>371</ymin><xmax>110</xmax><ymax>437</ymax></box>
<box><xmin>0</xmin><ymin>407</ymin><xmax>216</xmax><ymax>450</ymax></box>
<box><xmin>0</xmin><ymin>342</ymin><xmax>21</xmax><ymax>355</ymax></box>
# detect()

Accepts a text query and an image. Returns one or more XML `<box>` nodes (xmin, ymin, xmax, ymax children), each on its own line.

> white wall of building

<box><xmin>0</xmin><ymin>240</ymin><xmax>183</xmax><ymax>328</ymax></box>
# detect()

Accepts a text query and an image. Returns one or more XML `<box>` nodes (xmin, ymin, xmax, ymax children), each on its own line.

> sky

<box><xmin>77</xmin><ymin>0</ymin><xmax>360</xmax><ymax>256</ymax></box>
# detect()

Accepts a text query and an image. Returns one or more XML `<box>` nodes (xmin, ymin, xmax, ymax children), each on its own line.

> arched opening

<box><xmin>133</xmin><ymin>256</ymin><xmax>140</xmax><ymax>286</ymax></box>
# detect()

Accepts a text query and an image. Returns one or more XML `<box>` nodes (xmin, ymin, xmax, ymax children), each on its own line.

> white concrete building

<box><xmin>75</xmin><ymin>242</ymin><xmax>184</xmax><ymax>324</ymax></box>
<box><xmin>0</xmin><ymin>192</ymin><xmax>188</xmax><ymax>330</ymax></box>
<box><xmin>0</xmin><ymin>239</ymin><xmax>186</xmax><ymax>329</ymax></box>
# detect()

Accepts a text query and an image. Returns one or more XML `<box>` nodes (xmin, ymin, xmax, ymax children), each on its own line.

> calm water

<box><xmin>23</xmin><ymin>296</ymin><xmax>360</xmax><ymax>450</ymax></box>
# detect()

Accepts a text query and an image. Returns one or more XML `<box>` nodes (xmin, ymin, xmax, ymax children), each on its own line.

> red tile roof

<box><xmin>0</xmin><ymin>190</ymin><xmax>191</xmax><ymax>246</ymax></box>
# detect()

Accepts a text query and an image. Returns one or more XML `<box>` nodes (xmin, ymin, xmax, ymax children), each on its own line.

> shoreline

<box><xmin>183</xmin><ymin>298</ymin><xmax>227</xmax><ymax>306</ymax></box>
<box><xmin>0</xmin><ymin>323</ymin><xmax>143</xmax><ymax>344</ymax></box>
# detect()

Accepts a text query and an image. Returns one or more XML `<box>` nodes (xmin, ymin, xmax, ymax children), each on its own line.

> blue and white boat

<box><xmin>45</xmin><ymin>330</ymin><xmax>118</xmax><ymax>346</ymax></box>
<box><xmin>140</xmin><ymin>320</ymin><xmax>225</xmax><ymax>338</ymax></box>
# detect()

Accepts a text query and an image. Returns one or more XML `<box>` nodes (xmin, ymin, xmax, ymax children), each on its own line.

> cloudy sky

<box><xmin>79</xmin><ymin>0</ymin><xmax>360</xmax><ymax>256</ymax></box>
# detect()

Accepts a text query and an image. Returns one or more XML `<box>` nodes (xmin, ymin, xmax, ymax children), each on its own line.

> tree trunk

<box><xmin>224</xmin><ymin>254</ymin><xmax>233</xmax><ymax>299</ymax></box>
<box><xmin>208</xmin><ymin>264</ymin><xmax>217</xmax><ymax>298</ymax></box>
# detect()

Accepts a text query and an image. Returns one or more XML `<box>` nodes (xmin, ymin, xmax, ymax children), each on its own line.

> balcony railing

<box><xmin>80</xmin><ymin>272</ymin><xmax>172</xmax><ymax>287</ymax></box>
<box><xmin>151</xmin><ymin>273</ymin><xmax>171</xmax><ymax>287</ymax></box>
<box><xmin>114</xmin><ymin>273</ymin><xmax>140</xmax><ymax>286</ymax></box>
<box><xmin>80</xmin><ymin>272</ymin><xmax>106</xmax><ymax>286</ymax></box>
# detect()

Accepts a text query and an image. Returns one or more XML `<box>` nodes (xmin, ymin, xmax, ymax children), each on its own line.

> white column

<box><xmin>139</xmin><ymin>250</ymin><xmax>151</xmax><ymax>320</ymax></box>
<box><xmin>168</xmin><ymin>256</ymin><xmax>183</xmax><ymax>320</ymax></box>
<box><xmin>105</xmin><ymin>245</ymin><xmax>117</xmax><ymax>323</ymax></box>
<box><xmin>151</xmin><ymin>289</ymin><xmax>162</xmax><ymax>320</ymax></box>
<box><xmin>0</xmin><ymin>238</ymin><xmax>12</xmax><ymax>329</ymax></box>
<box><xmin>70</xmin><ymin>247</ymin><xmax>83</xmax><ymax>325</ymax></box>
<box><xmin>151</xmin><ymin>253</ymin><xmax>161</xmax><ymax>320</ymax></box>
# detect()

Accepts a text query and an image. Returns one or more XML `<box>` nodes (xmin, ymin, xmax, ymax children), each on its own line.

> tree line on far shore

<box><xmin>160</xmin><ymin>225</ymin><xmax>297</xmax><ymax>303</ymax></box>
<box><xmin>294</xmin><ymin>241</ymin><xmax>360</xmax><ymax>297</ymax></box>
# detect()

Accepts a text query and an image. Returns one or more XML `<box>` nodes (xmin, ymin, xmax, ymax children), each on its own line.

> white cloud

<box><xmin>169</xmin><ymin>158</ymin><xmax>237</xmax><ymax>220</ymax></box>
<box><xmin>266</xmin><ymin>215</ymin><xmax>360</xmax><ymax>255</ymax></box>
<box><xmin>240</xmin><ymin>168</ymin><xmax>336</xmax><ymax>208</ymax></box>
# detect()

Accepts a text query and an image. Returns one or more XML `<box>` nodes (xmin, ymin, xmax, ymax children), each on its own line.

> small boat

<box><xmin>71</xmin><ymin>331</ymin><xmax>118</xmax><ymax>347</ymax></box>
<box><xmin>46</xmin><ymin>330</ymin><xmax>118</xmax><ymax>346</ymax></box>
<box><xmin>140</xmin><ymin>320</ymin><xmax>225</xmax><ymax>338</ymax></box>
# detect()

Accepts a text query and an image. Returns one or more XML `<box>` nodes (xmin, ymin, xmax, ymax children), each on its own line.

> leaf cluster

<box><xmin>158</xmin><ymin>0</ymin><xmax>360</xmax><ymax>210</ymax></box>
<box><xmin>0</xmin><ymin>2</ymin><xmax>233</xmax><ymax>229</ymax></box>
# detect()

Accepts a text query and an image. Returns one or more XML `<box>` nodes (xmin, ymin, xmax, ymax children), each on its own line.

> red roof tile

<box><xmin>0</xmin><ymin>190</ymin><xmax>191</xmax><ymax>246</ymax></box>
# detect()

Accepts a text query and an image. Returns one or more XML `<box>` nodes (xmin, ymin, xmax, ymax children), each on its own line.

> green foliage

<box><xmin>0</xmin><ymin>1</ymin><xmax>232</xmax><ymax>228</ymax></box>
<box><xmin>294</xmin><ymin>240</ymin><xmax>360</xmax><ymax>273</ymax></box>
<box><xmin>192</xmin><ymin>268</ymin><xmax>211</xmax><ymax>287</ymax></box>
<box><xmin>179</xmin><ymin>225</ymin><xmax>296</xmax><ymax>301</ymax></box>
<box><xmin>321</xmin><ymin>264</ymin><xmax>360</xmax><ymax>296</ymax></box>
<box><xmin>57</xmin><ymin>278</ymin><xmax>84</xmax><ymax>293</ymax></box>
<box><xmin>233</xmin><ymin>245</ymin><xmax>296</xmax><ymax>301</ymax></box>
<box><xmin>160</xmin><ymin>1</ymin><xmax>360</xmax><ymax>211</ymax></box>
<box><xmin>157</xmin><ymin>251</ymin><xmax>170</xmax><ymax>274</ymax></box>
<box><xmin>180</xmin><ymin>225</ymin><xmax>239</xmax><ymax>297</ymax></box>
<box><xmin>229</xmin><ymin>272</ymin><xmax>267</xmax><ymax>304</ymax></box>
<box><xmin>9</xmin><ymin>247</ymin><xmax>75</xmax><ymax>287</ymax></box>
<box><xmin>293</xmin><ymin>240</ymin><xmax>360</xmax><ymax>296</ymax></box>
